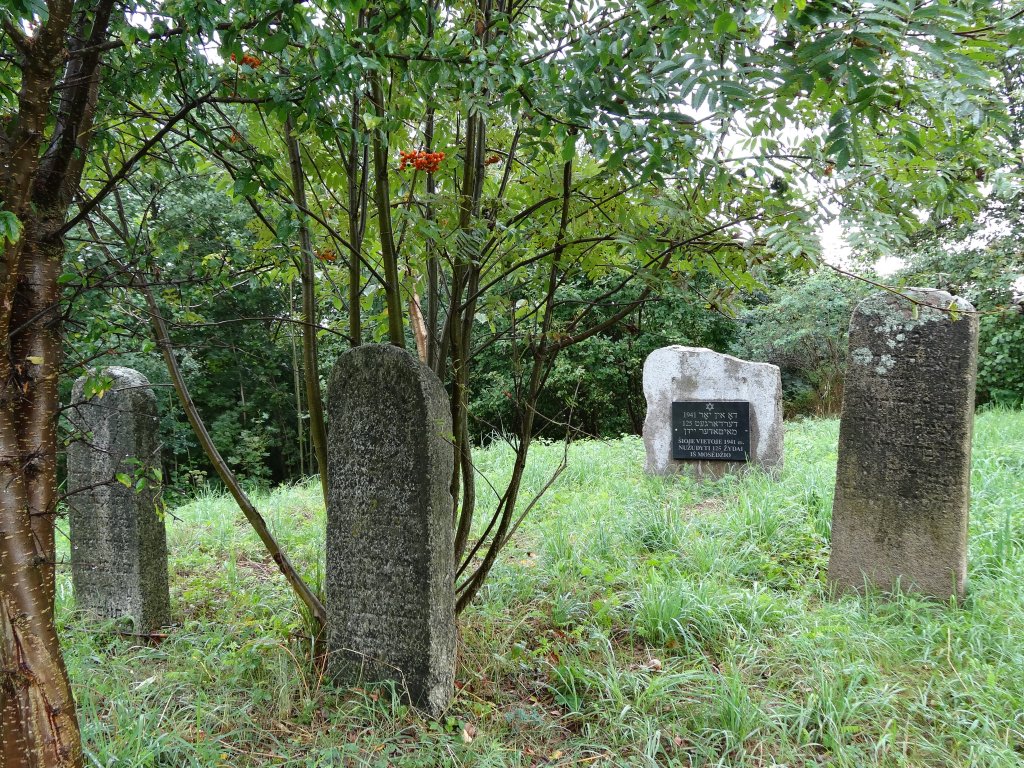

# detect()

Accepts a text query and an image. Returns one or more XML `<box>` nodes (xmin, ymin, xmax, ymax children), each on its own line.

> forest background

<box><xmin>32</xmin><ymin>2</ymin><xmax>1024</xmax><ymax>493</ymax></box>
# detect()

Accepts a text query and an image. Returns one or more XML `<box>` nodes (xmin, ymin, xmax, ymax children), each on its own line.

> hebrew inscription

<box><xmin>67</xmin><ymin>367</ymin><xmax>170</xmax><ymax>631</ymax></box>
<box><xmin>671</xmin><ymin>401</ymin><xmax>750</xmax><ymax>461</ymax></box>
<box><xmin>325</xmin><ymin>345</ymin><xmax>456</xmax><ymax>717</ymax></box>
<box><xmin>828</xmin><ymin>289</ymin><xmax>978</xmax><ymax>601</ymax></box>
<box><xmin>643</xmin><ymin>346</ymin><xmax>782</xmax><ymax>479</ymax></box>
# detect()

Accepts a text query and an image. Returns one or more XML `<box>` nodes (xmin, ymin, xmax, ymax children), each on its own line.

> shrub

<box><xmin>731</xmin><ymin>270</ymin><xmax>870</xmax><ymax>416</ymax></box>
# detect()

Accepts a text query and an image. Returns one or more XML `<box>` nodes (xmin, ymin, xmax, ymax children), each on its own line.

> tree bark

<box><xmin>368</xmin><ymin>70</ymin><xmax>406</xmax><ymax>348</ymax></box>
<box><xmin>345</xmin><ymin>10</ymin><xmax>368</xmax><ymax>348</ymax></box>
<box><xmin>285</xmin><ymin>118</ymin><xmax>329</xmax><ymax>503</ymax></box>
<box><xmin>0</xmin><ymin>2</ymin><xmax>114</xmax><ymax>763</ymax></box>
<box><xmin>0</xmin><ymin>395</ymin><xmax>82</xmax><ymax>768</ymax></box>
<box><xmin>289</xmin><ymin>281</ymin><xmax>306</xmax><ymax>476</ymax></box>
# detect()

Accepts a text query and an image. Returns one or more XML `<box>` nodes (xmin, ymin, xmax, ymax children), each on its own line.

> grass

<box><xmin>58</xmin><ymin>408</ymin><xmax>1024</xmax><ymax>766</ymax></box>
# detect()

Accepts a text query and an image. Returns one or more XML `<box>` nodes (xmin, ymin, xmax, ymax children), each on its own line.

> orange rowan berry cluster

<box><xmin>484</xmin><ymin>154</ymin><xmax>502</xmax><ymax>165</ymax></box>
<box><xmin>230</xmin><ymin>53</ymin><xmax>263</xmax><ymax>68</ymax></box>
<box><xmin>398</xmin><ymin>150</ymin><xmax>445</xmax><ymax>173</ymax></box>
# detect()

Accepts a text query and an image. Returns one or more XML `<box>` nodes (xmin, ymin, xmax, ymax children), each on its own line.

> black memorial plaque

<box><xmin>671</xmin><ymin>401</ymin><xmax>750</xmax><ymax>461</ymax></box>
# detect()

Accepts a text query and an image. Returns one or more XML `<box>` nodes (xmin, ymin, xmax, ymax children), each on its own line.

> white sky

<box><xmin>818</xmin><ymin>220</ymin><xmax>906</xmax><ymax>276</ymax></box>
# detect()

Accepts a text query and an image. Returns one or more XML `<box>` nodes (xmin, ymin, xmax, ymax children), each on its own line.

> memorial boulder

<box><xmin>67</xmin><ymin>366</ymin><xmax>170</xmax><ymax>631</ymax></box>
<box><xmin>829</xmin><ymin>289</ymin><xmax>978</xmax><ymax>601</ymax></box>
<box><xmin>325</xmin><ymin>344</ymin><xmax>456</xmax><ymax>716</ymax></box>
<box><xmin>642</xmin><ymin>346</ymin><xmax>783</xmax><ymax>479</ymax></box>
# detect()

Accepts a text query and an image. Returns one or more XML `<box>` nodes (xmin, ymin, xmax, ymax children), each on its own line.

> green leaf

<box><xmin>561</xmin><ymin>132</ymin><xmax>579</xmax><ymax>163</ymax></box>
<box><xmin>0</xmin><ymin>210</ymin><xmax>22</xmax><ymax>245</ymax></box>
<box><xmin>263</xmin><ymin>31</ymin><xmax>289</xmax><ymax>54</ymax></box>
<box><xmin>232</xmin><ymin>175</ymin><xmax>260</xmax><ymax>198</ymax></box>
<box><xmin>713</xmin><ymin>12</ymin><xmax>738</xmax><ymax>35</ymax></box>
<box><xmin>10</xmin><ymin>0</ymin><xmax>48</xmax><ymax>22</ymax></box>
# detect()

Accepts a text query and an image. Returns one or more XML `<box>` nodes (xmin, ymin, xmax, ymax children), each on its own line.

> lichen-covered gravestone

<box><xmin>67</xmin><ymin>366</ymin><xmax>170</xmax><ymax>631</ymax></box>
<box><xmin>642</xmin><ymin>346</ymin><xmax>783</xmax><ymax>479</ymax></box>
<box><xmin>829</xmin><ymin>289</ymin><xmax>979</xmax><ymax>601</ymax></box>
<box><xmin>326</xmin><ymin>345</ymin><xmax>456</xmax><ymax>716</ymax></box>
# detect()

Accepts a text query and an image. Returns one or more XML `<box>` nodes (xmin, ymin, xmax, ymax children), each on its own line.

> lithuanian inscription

<box><xmin>672</xmin><ymin>401</ymin><xmax>750</xmax><ymax>461</ymax></box>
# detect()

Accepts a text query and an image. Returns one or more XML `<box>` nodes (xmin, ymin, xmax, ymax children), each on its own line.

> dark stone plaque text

<box><xmin>672</xmin><ymin>401</ymin><xmax>750</xmax><ymax>461</ymax></box>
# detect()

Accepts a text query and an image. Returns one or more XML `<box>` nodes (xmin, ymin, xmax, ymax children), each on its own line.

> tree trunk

<box><xmin>1</xmin><ymin>166</ymin><xmax>87</xmax><ymax>768</ymax></box>
<box><xmin>1</xmin><ymin>308</ymin><xmax>82</xmax><ymax>765</ymax></box>
<box><xmin>0</xmin><ymin>564</ymin><xmax>82</xmax><ymax>768</ymax></box>
<box><xmin>289</xmin><ymin>282</ymin><xmax>306</xmax><ymax>476</ymax></box>
<box><xmin>368</xmin><ymin>70</ymin><xmax>406</xmax><ymax>348</ymax></box>
<box><xmin>345</xmin><ymin>10</ymin><xmax>368</xmax><ymax>348</ymax></box>
<box><xmin>0</xmin><ymin>1</ymin><xmax>111</xmax><ymax>762</ymax></box>
<box><xmin>285</xmin><ymin>118</ymin><xmax>329</xmax><ymax>503</ymax></box>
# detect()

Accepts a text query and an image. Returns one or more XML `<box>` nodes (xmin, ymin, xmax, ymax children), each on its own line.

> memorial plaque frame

<box><xmin>671</xmin><ymin>401</ymin><xmax>750</xmax><ymax>462</ymax></box>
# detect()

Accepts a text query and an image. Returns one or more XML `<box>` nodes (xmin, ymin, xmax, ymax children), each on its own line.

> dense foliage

<box><xmin>731</xmin><ymin>269</ymin><xmax>872</xmax><ymax>416</ymax></box>
<box><xmin>471</xmin><ymin>279</ymin><xmax>736</xmax><ymax>441</ymax></box>
<box><xmin>896</xmin><ymin>194</ymin><xmax>1024</xmax><ymax>406</ymax></box>
<box><xmin>62</xmin><ymin>178</ymin><xmax>310</xmax><ymax>487</ymax></box>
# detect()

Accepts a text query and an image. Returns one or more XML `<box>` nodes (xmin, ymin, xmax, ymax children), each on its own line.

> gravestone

<box><xmin>67</xmin><ymin>366</ymin><xmax>170</xmax><ymax>631</ymax></box>
<box><xmin>642</xmin><ymin>346</ymin><xmax>783</xmax><ymax>479</ymax></box>
<box><xmin>326</xmin><ymin>345</ymin><xmax>456</xmax><ymax>716</ymax></box>
<box><xmin>829</xmin><ymin>289</ymin><xmax>978</xmax><ymax>601</ymax></box>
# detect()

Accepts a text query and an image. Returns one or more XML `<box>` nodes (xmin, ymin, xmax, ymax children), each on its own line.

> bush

<box><xmin>896</xmin><ymin>202</ymin><xmax>1024</xmax><ymax>407</ymax></box>
<box><xmin>978</xmin><ymin>312</ymin><xmax>1024</xmax><ymax>406</ymax></box>
<box><xmin>731</xmin><ymin>270</ymin><xmax>871</xmax><ymax>417</ymax></box>
<box><xmin>470</xmin><ymin>279</ymin><xmax>736</xmax><ymax>441</ymax></box>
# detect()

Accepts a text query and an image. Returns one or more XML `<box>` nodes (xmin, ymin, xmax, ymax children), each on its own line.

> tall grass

<box><xmin>61</xmin><ymin>410</ymin><xmax>1024</xmax><ymax>766</ymax></box>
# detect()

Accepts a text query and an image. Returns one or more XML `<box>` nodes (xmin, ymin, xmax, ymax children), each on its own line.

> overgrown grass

<box><xmin>59</xmin><ymin>409</ymin><xmax>1024</xmax><ymax>766</ymax></box>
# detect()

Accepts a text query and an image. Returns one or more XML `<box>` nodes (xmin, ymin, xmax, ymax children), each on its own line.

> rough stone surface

<box><xmin>67</xmin><ymin>366</ymin><xmax>170</xmax><ymax>630</ymax></box>
<box><xmin>326</xmin><ymin>345</ymin><xmax>456</xmax><ymax>716</ymax></box>
<box><xmin>642</xmin><ymin>346</ymin><xmax>784</xmax><ymax>479</ymax></box>
<box><xmin>829</xmin><ymin>289</ymin><xmax>979</xmax><ymax>601</ymax></box>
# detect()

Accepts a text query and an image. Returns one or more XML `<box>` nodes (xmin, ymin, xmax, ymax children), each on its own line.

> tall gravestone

<box><xmin>67</xmin><ymin>366</ymin><xmax>170</xmax><ymax>631</ymax></box>
<box><xmin>642</xmin><ymin>346</ymin><xmax>784</xmax><ymax>479</ymax></box>
<box><xmin>326</xmin><ymin>345</ymin><xmax>456</xmax><ymax>716</ymax></box>
<box><xmin>829</xmin><ymin>289</ymin><xmax>978</xmax><ymax>601</ymax></box>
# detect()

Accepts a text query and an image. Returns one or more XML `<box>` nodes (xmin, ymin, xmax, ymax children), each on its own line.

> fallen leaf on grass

<box><xmin>671</xmin><ymin>735</ymin><xmax>692</xmax><ymax>749</ymax></box>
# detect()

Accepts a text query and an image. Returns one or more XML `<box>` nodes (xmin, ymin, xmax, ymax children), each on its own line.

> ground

<box><xmin>59</xmin><ymin>410</ymin><xmax>1024</xmax><ymax>767</ymax></box>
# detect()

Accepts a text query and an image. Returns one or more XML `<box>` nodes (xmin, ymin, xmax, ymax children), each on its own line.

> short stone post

<box><xmin>642</xmin><ymin>346</ymin><xmax>784</xmax><ymax>479</ymax></box>
<box><xmin>828</xmin><ymin>289</ymin><xmax>979</xmax><ymax>601</ymax></box>
<box><xmin>326</xmin><ymin>345</ymin><xmax>456</xmax><ymax>716</ymax></box>
<box><xmin>67</xmin><ymin>366</ymin><xmax>170</xmax><ymax>630</ymax></box>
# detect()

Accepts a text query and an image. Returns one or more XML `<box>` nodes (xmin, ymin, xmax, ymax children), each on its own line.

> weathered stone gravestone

<box><xmin>67</xmin><ymin>366</ymin><xmax>170</xmax><ymax>631</ymax></box>
<box><xmin>829</xmin><ymin>289</ymin><xmax>978</xmax><ymax>601</ymax></box>
<box><xmin>642</xmin><ymin>346</ymin><xmax>783</xmax><ymax>479</ymax></box>
<box><xmin>326</xmin><ymin>345</ymin><xmax>456</xmax><ymax>716</ymax></box>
